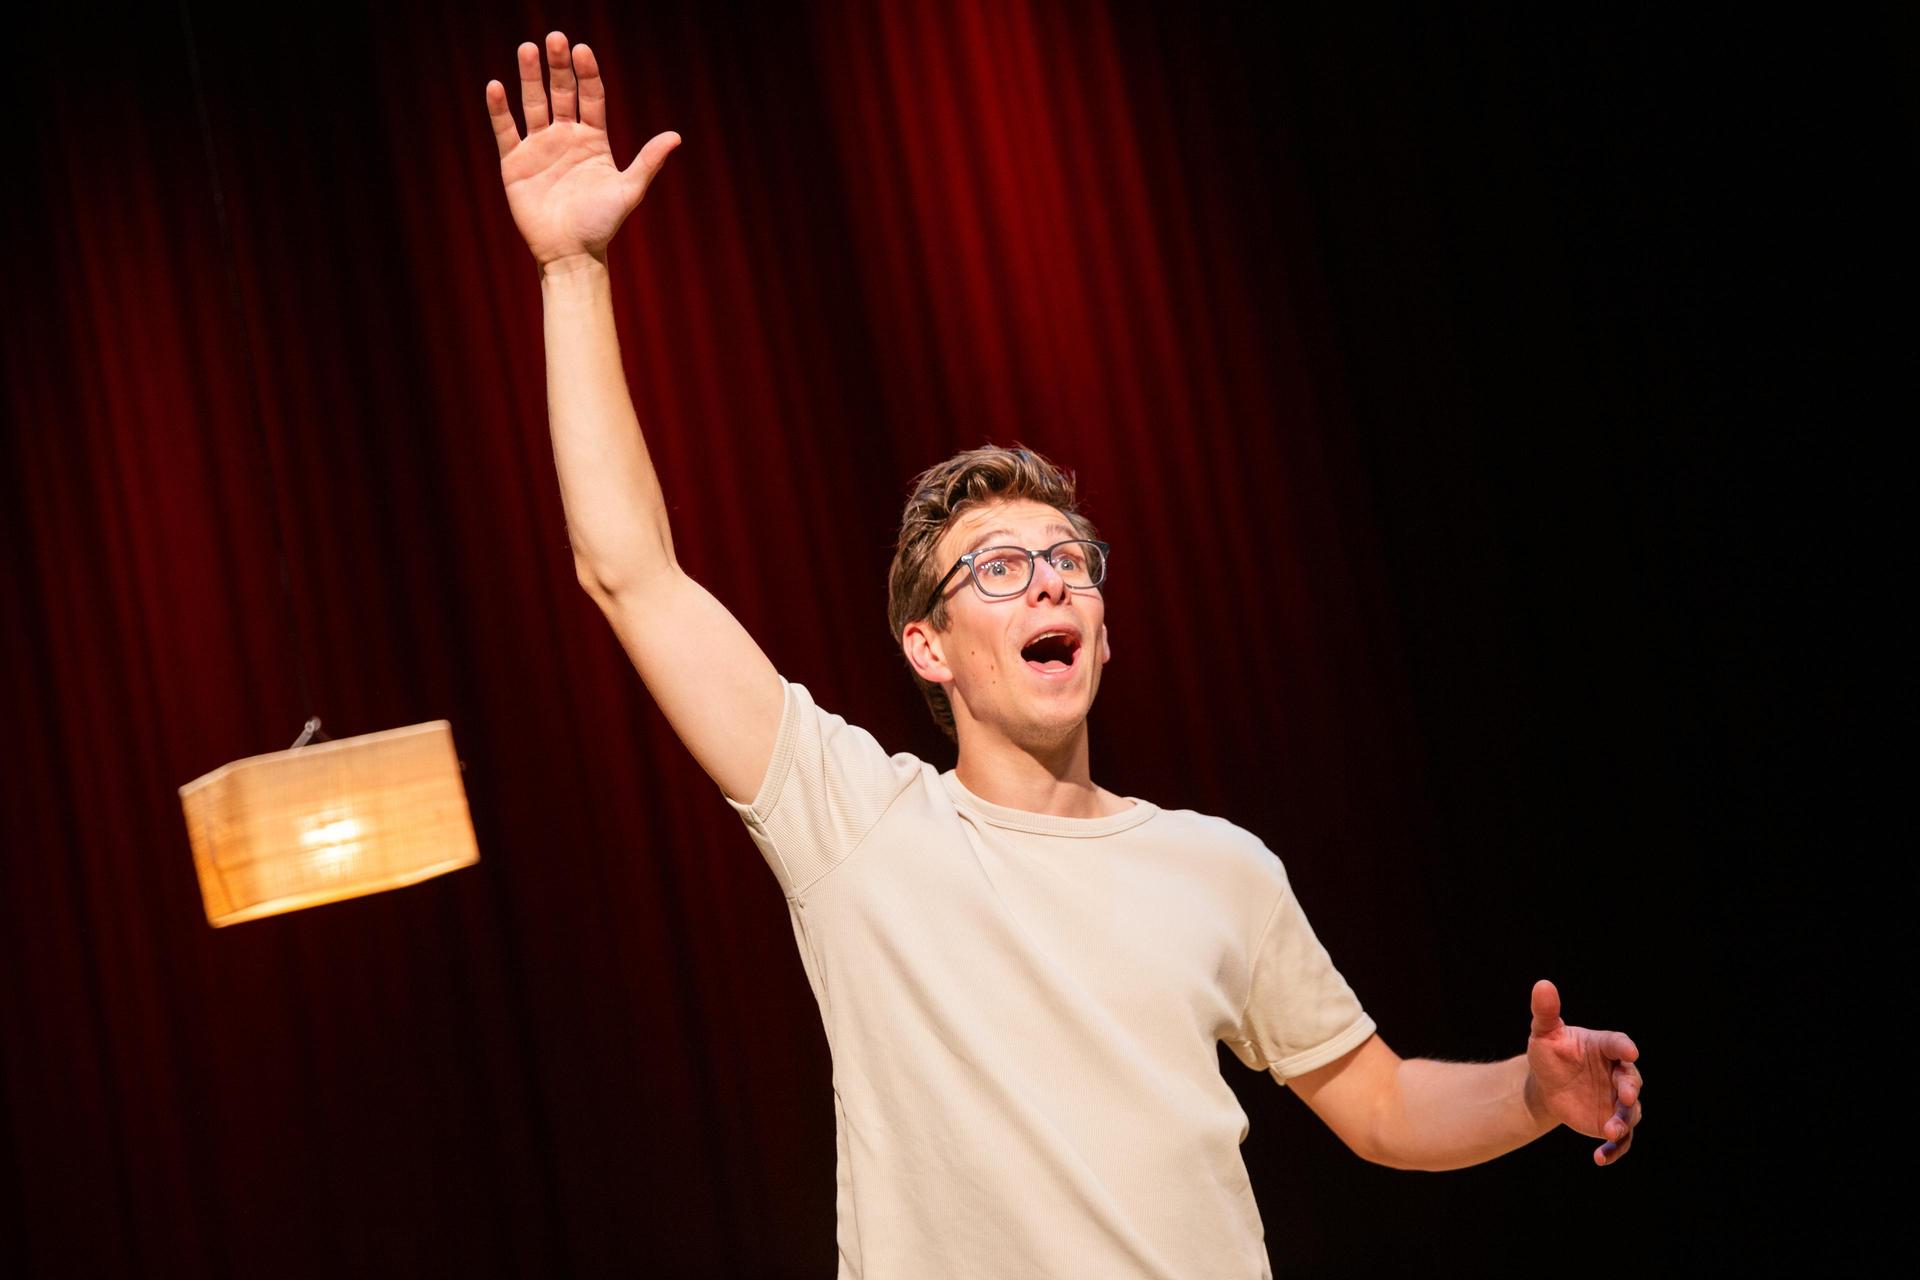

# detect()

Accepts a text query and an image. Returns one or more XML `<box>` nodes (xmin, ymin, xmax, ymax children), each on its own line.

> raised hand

<box><xmin>1524</xmin><ymin>979</ymin><xmax>1644</xmax><ymax>1166</ymax></box>
<box><xmin>485</xmin><ymin>33</ymin><xmax>681</xmax><ymax>269</ymax></box>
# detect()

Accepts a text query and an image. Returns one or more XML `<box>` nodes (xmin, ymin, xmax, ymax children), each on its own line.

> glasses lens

<box><xmin>972</xmin><ymin>547</ymin><xmax>1031</xmax><ymax>595</ymax></box>
<box><xmin>1049</xmin><ymin>541</ymin><xmax>1104</xmax><ymax>588</ymax></box>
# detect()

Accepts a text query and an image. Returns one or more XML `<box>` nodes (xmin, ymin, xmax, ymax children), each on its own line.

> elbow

<box><xmin>1357</xmin><ymin>1143</ymin><xmax>1428</xmax><ymax>1172</ymax></box>
<box><xmin>1340</xmin><ymin>1094</ymin><xmax>1430</xmax><ymax>1172</ymax></box>
<box><xmin>575</xmin><ymin>553</ymin><xmax>681</xmax><ymax>604</ymax></box>
<box><xmin>1353</xmin><ymin>1127</ymin><xmax>1482</xmax><ymax>1173</ymax></box>
<box><xmin>575</xmin><ymin>556</ymin><xmax>614</xmax><ymax>601</ymax></box>
<box><xmin>575</xmin><ymin>559</ymin><xmax>623</xmax><ymax>613</ymax></box>
<box><xmin>573</xmin><ymin>525</ymin><xmax>681</xmax><ymax>602</ymax></box>
<box><xmin>1344</xmin><ymin>1125</ymin><xmax>1404</xmax><ymax>1171</ymax></box>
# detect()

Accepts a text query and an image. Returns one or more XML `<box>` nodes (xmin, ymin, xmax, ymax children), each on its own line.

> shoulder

<box><xmin>1142</xmin><ymin>803</ymin><xmax>1289</xmax><ymax>890</ymax></box>
<box><xmin>742</xmin><ymin>676</ymin><xmax>928</xmax><ymax>820</ymax></box>
<box><xmin>785</xmin><ymin>679</ymin><xmax>925</xmax><ymax>765</ymax></box>
<box><xmin>1149</xmin><ymin>803</ymin><xmax>1276</xmax><ymax>855</ymax></box>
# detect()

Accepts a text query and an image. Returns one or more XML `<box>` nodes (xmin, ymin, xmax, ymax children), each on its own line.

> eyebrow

<box><xmin>962</xmin><ymin>522</ymin><xmax>1077</xmax><ymax>554</ymax></box>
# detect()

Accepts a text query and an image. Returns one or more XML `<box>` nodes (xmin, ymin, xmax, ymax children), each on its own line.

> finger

<box><xmin>1611</xmin><ymin>1061</ymin><xmax>1642</xmax><ymax>1106</ymax></box>
<box><xmin>1601</xmin><ymin>1031</ymin><xmax>1639</xmax><ymax>1063</ymax></box>
<box><xmin>546</xmin><ymin>31</ymin><xmax>578</xmax><ymax>124</ymax></box>
<box><xmin>575</xmin><ymin>43</ymin><xmax>607</xmax><ymax>130</ymax></box>
<box><xmin>622</xmin><ymin>130</ymin><xmax>684</xmax><ymax>204</ymax></box>
<box><xmin>518</xmin><ymin>41</ymin><xmax>549</xmax><ymax>132</ymax></box>
<box><xmin>1529</xmin><ymin>979</ymin><xmax>1562</xmax><ymax>1039</ymax></box>
<box><xmin>1596</xmin><ymin>1103</ymin><xmax>1639</xmax><ymax>1165</ymax></box>
<box><xmin>485</xmin><ymin>80</ymin><xmax>521</xmax><ymax>159</ymax></box>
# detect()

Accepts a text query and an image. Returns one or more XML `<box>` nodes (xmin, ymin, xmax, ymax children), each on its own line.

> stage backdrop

<box><xmin>3</xmin><ymin>2</ymin><xmax>1894</xmax><ymax>1275</ymax></box>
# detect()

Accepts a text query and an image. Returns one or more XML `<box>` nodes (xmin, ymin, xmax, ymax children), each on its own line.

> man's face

<box><xmin>903</xmin><ymin>498</ymin><xmax>1113</xmax><ymax>751</ymax></box>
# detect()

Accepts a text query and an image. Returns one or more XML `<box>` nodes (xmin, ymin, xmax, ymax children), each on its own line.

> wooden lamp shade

<box><xmin>179</xmin><ymin>721</ymin><xmax>479</xmax><ymax>926</ymax></box>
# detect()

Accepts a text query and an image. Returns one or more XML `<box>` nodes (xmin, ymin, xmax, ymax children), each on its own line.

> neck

<box><xmin>951</xmin><ymin>721</ymin><xmax>1129</xmax><ymax>818</ymax></box>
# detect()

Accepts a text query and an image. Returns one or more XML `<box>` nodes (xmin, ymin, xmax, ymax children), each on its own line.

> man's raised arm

<box><xmin>486</xmin><ymin>32</ymin><xmax>783</xmax><ymax>804</ymax></box>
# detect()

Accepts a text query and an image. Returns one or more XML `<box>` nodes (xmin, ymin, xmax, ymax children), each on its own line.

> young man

<box><xmin>486</xmin><ymin>33</ymin><xmax>1644</xmax><ymax>1278</ymax></box>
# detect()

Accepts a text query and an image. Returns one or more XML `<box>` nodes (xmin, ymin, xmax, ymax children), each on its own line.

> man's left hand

<box><xmin>1524</xmin><ymin>978</ymin><xmax>1643</xmax><ymax>1165</ymax></box>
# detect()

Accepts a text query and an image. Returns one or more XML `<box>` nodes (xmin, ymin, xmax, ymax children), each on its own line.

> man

<box><xmin>485</xmin><ymin>32</ymin><xmax>1644</xmax><ymax>1278</ymax></box>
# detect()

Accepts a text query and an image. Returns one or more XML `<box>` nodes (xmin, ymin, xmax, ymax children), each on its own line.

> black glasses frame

<box><xmin>920</xmin><ymin>539</ymin><xmax>1111</xmax><ymax>618</ymax></box>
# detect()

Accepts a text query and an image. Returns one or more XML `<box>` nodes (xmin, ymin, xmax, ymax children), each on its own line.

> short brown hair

<box><xmin>887</xmin><ymin>444</ymin><xmax>1102</xmax><ymax>742</ymax></box>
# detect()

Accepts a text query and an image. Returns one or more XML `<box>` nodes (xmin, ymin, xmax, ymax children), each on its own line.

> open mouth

<box><xmin>1019</xmin><ymin>630</ymin><xmax>1081</xmax><ymax>676</ymax></box>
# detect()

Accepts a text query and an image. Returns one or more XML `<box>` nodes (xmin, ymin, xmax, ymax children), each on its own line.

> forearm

<box><xmin>540</xmin><ymin>254</ymin><xmax>677</xmax><ymax>595</ymax></box>
<box><xmin>1365</xmin><ymin>1055</ymin><xmax>1556</xmax><ymax>1172</ymax></box>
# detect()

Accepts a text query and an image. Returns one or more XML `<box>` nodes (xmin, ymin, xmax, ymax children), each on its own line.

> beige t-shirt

<box><xmin>725</xmin><ymin>678</ymin><xmax>1375</xmax><ymax>1279</ymax></box>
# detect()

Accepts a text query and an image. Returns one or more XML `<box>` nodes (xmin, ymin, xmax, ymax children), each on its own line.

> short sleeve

<box><xmin>722</xmin><ymin>676</ymin><xmax>925</xmax><ymax>897</ymax></box>
<box><xmin>1225</xmin><ymin>865</ymin><xmax>1376</xmax><ymax>1082</ymax></box>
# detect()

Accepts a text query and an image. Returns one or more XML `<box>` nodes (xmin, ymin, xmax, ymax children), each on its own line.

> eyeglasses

<box><xmin>921</xmin><ymin>539</ymin><xmax>1111</xmax><ymax>617</ymax></box>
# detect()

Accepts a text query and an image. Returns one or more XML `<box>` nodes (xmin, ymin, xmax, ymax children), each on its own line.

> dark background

<box><xmin>2</xmin><ymin>2</ymin><xmax>1901</xmax><ymax>1275</ymax></box>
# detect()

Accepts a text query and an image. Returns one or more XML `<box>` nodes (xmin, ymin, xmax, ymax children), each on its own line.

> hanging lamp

<box><xmin>180</xmin><ymin>718</ymin><xmax>479</xmax><ymax>926</ymax></box>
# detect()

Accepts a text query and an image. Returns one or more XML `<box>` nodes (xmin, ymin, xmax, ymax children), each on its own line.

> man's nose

<box><xmin>1027</xmin><ymin>552</ymin><xmax>1069</xmax><ymax>603</ymax></box>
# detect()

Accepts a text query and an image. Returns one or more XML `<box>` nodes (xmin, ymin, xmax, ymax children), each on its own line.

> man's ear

<box><xmin>902</xmin><ymin>619</ymin><xmax>954</xmax><ymax>686</ymax></box>
<box><xmin>1098</xmin><ymin>623</ymin><xmax>1111</xmax><ymax>665</ymax></box>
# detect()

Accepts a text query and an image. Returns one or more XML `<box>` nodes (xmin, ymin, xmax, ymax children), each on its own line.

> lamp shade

<box><xmin>179</xmin><ymin>720</ymin><xmax>479</xmax><ymax>926</ymax></box>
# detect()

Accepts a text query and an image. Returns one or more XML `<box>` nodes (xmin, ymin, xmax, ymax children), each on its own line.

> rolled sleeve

<box><xmin>1226</xmin><ymin>868</ymin><xmax>1375</xmax><ymax>1083</ymax></box>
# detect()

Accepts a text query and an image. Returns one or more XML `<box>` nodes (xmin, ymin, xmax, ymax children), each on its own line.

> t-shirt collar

<box><xmin>939</xmin><ymin>771</ymin><xmax>1158</xmax><ymax>837</ymax></box>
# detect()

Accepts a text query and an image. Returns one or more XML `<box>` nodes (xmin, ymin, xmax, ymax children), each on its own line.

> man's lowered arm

<box><xmin>1290</xmin><ymin>980</ymin><xmax>1644</xmax><ymax>1171</ymax></box>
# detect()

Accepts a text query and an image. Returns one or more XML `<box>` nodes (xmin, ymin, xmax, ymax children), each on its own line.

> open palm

<box><xmin>485</xmin><ymin>34</ymin><xmax>680</xmax><ymax>267</ymax></box>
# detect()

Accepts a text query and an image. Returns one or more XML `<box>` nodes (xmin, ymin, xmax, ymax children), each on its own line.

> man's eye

<box><xmin>980</xmin><ymin>558</ymin><xmax>1014</xmax><ymax>577</ymax></box>
<box><xmin>1053</xmin><ymin>553</ymin><xmax>1081</xmax><ymax>572</ymax></box>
